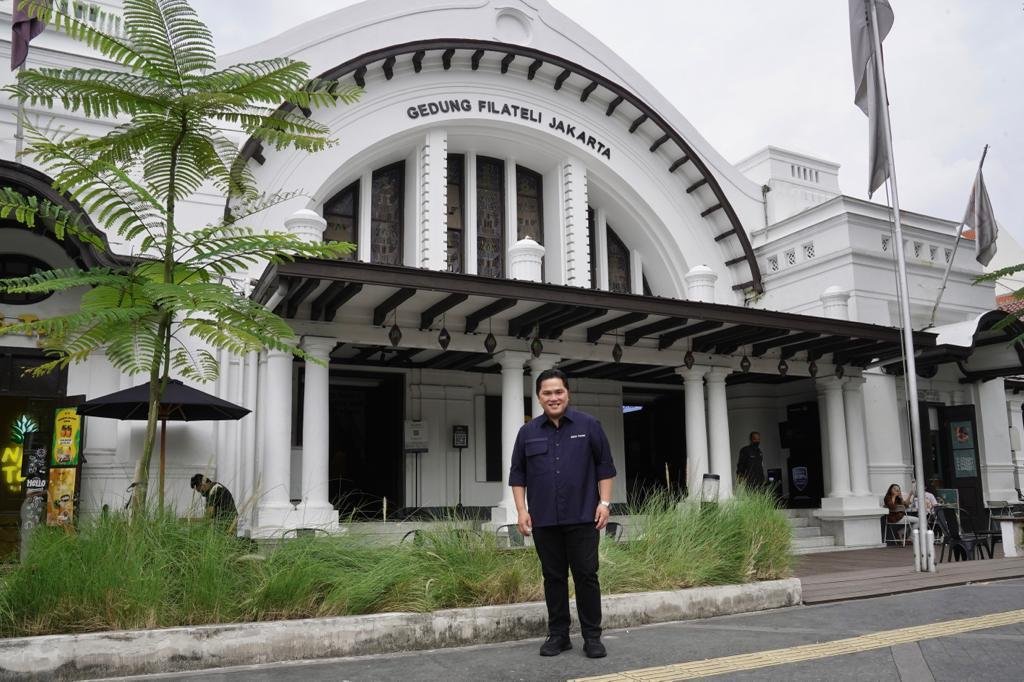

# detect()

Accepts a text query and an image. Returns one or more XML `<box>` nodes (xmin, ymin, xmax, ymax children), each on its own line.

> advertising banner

<box><xmin>51</xmin><ymin>407</ymin><xmax>82</xmax><ymax>467</ymax></box>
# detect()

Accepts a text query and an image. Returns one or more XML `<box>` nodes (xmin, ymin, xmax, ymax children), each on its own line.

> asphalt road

<box><xmin>100</xmin><ymin>578</ymin><xmax>1024</xmax><ymax>681</ymax></box>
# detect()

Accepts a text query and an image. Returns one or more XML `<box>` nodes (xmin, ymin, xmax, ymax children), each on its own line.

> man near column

<box><xmin>736</xmin><ymin>431</ymin><xmax>765</xmax><ymax>490</ymax></box>
<box><xmin>509</xmin><ymin>368</ymin><xmax>617</xmax><ymax>659</ymax></box>
<box><xmin>190</xmin><ymin>474</ymin><xmax>238</xmax><ymax>530</ymax></box>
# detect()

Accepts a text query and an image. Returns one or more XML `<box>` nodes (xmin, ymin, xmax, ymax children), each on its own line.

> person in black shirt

<box><xmin>190</xmin><ymin>474</ymin><xmax>237</xmax><ymax>528</ymax></box>
<box><xmin>736</xmin><ymin>431</ymin><xmax>765</xmax><ymax>489</ymax></box>
<box><xmin>509</xmin><ymin>368</ymin><xmax>617</xmax><ymax>659</ymax></box>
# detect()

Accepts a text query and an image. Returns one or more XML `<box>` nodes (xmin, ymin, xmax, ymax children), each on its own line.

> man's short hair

<box><xmin>749</xmin><ymin>431</ymin><xmax>760</xmax><ymax>441</ymax></box>
<box><xmin>190</xmin><ymin>473</ymin><xmax>206</xmax><ymax>490</ymax></box>
<box><xmin>535</xmin><ymin>368</ymin><xmax>569</xmax><ymax>394</ymax></box>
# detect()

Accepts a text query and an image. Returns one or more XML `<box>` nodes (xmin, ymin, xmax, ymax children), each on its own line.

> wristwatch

<box><xmin>599</xmin><ymin>500</ymin><xmax>611</xmax><ymax>508</ymax></box>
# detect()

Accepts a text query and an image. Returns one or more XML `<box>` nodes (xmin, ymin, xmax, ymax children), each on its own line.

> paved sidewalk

<box><xmin>102</xmin><ymin>578</ymin><xmax>1024</xmax><ymax>681</ymax></box>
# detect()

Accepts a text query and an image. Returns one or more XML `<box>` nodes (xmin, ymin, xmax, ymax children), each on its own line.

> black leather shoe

<box><xmin>583</xmin><ymin>638</ymin><xmax>607</xmax><ymax>658</ymax></box>
<box><xmin>539</xmin><ymin>635</ymin><xmax>572</xmax><ymax>656</ymax></box>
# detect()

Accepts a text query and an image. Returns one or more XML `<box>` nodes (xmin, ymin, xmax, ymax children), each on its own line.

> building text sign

<box><xmin>406</xmin><ymin>98</ymin><xmax>613</xmax><ymax>160</ymax></box>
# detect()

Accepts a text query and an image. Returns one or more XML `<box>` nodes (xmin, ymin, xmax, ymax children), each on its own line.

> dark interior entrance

<box><xmin>784</xmin><ymin>401</ymin><xmax>824</xmax><ymax>508</ymax></box>
<box><xmin>324</xmin><ymin>370</ymin><xmax>404</xmax><ymax>519</ymax></box>
<box><xmin>623</xmin><ymin>391</ymin><xmax>685</xmax><ymax>505</ymax></box>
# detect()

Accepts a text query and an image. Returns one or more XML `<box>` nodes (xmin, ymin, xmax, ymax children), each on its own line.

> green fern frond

<box><xmin>123</xmin><ymin>0</ymin><xmax>215</xmax><ymax>85</ymax></box>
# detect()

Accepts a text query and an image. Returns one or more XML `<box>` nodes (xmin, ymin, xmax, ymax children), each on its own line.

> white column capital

<box><xmin>817</xmin><ymin>375</ymin><xmax>847</xmax><ymax>392</ymax></box>
<box><xmin>676</xmin><ymin>365</ymin><xmax>709</xmax><ymax>382</ymax></box>
<box><xmin>528</xmin><ymin>353</ymin><xmax>561</xmax><ymax>371</ymax></box>
<box><xmin>704</xmin><ymin>366</ymin><xmax>732</xmax><ymax>383</ymax></box>
<box><xmin>820</xmin><ymin>285</ymin><xmax>851</xmax><ymax>320</ymax></box>
<box><xmin>684</xmin><ymin>265</ymin><xmax>717</xmax><ymax>303</ymax></box>
<box><xmin>1006</xmin><ymin>394</ymin><xmax>1024</xmax><ymax>410</ymax></box>
<box><xmin>842</xmin><ymin>376</ymin><xmax>866</xmax><ymax>391</ymax></box>
<box><xmin>495</xmin><ymin>350</ymin><xmax>530</xmax><ymax>370</ymax></box>
<box><xmin>300</xmin><ymin>336</ymin><xmax>336</xmax><ymax>359</ymax></box>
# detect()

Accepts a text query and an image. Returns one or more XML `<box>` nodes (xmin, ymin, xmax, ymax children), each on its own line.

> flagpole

<box><xmin>927</xmin><ymin>145</ymin><xmax>989</xmax><ymax>329</ymax></box>
<box><xmin>14</xmin><ymin>63</ymin><xmax>25</xmax><ymax>157</ymax></box>
<box><xmin>867</xmin><ymin>0</ymin><xmax>932</xmax><ymax>572</ymax></box>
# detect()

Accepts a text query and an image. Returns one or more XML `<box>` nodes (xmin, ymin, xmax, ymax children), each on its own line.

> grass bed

<box><xmin>0</xmin><ymin>489</ymin><xmax>791</xmax><ymax>638</ymax></box>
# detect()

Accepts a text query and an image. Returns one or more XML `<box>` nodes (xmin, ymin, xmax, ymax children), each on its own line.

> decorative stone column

<box><xmin>255</xmin><ymin>346</ymin><xmax>297</xmax><ymax>535</ymax></box>
<box><xmin>508</xmin><ymin>238</ymin><xmax>545</xmax><ymax>282</ymax></box>
<box><xmin>684</xmin><ymin>265</ymin><xmax>717</xmax><ymax>303</ymax></box>
<box><xmin>677</xmin><ymin>365</ymin><xmax>709</xmax><ymax>496</ymax></box>
<box><xmin>813</xmin><ymin>374</ymin><xmax>885</xmax><ymax>548</ymax></box>
<box><xmin>820</xmin><ymin>285</ymin><xmax>851</xmax><ymax>320</ymax></box>
<box><xmin>493</xmin><ymin>351</ymin><xmax>531</xmax><ymax>524</ymax></box>
<box><xmin>285</xmin><ymin>208</ymin><xmax>326</xmax><ymax>243</ymax></box>
<box><xmin>705</xmin><ymin>366</ymin><xmax>733</xmax><ymax>499</ymax></box>
<box><xmin>561</xmin><ymin>156</ymin><xmax>589</xmax><ymax>287</ymax></box>
<box><xmin>528</xmin><ymin>354</ymin><xmax>561</xmax><ymax>417</ymax></box>
<box><xmin>843</xmin><ymin>377</ymin><xmax>872</xmax><ymax>497</ymax></box>
<box><xmin>298</xmin><ymin>336</ymin><xmax>338</xmax><ymax>528</ymax></box>
<box><xmin>1007</xmin><ymin>394</ymin><xmax>1024</xmax><ymax>491</ymax></box>
<box><xmin>821</xmin><ymin>377</ymin><xmax>852</xmax><ymax>499</ymax></box>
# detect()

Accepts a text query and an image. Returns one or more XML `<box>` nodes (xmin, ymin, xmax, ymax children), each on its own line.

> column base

<box><xmin>813</xmin><ymin>496</ymin><xmax>887</xmax><ymax>548</ymax></box>
<box><xmin>252</xmin><ymin>503</ymin><xmax>299</xmax><ymax>539</ymax></box>
<box><xmin>295</xmin><ymin>503</ymin><xmax>340</xmax><ymax>530</ymax></box>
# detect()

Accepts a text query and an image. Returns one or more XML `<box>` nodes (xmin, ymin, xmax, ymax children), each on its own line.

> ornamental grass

<box><xmin>0</xmin><ymin>488</ymin><xmax>791</xmax><ymax>638</ymax></box>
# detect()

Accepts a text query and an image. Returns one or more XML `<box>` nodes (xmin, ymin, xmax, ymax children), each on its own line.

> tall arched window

<box><xmin>446</xmin><ymin>154</ymin><xmax>465</xmax><ymax>273</ymax></box>
<box><xmin>370</xmin><ymin>162</ymin><xmax>404</xmax><ymax>265</ymax></box>
<box><xmin>476</xmin><ymin>156</ymin><xmax>505</xmax><ymax>278</ymax></box>
<box><xmin>0</xmin><ymin>254</ymin><xmax>51</xmax><ymax>304</ymax></box>
<box><xmin>516</xmin><ymin>166</ymin><xmax>543</xmax><ymax>243</ymax></box>
<box><xmin>607</xmin><ymin>227</ymin><xmax>631</xmax><ymax>294</ymax></box>
<box><xmin>323</xmin><ymin>180</ymin><xmax>358</xmax><ymax>259</ymax></box>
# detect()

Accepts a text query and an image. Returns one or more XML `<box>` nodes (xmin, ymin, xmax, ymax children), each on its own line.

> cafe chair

<box><xmin>494</xmin><ymin>524</ymin><xmax>526</xmax><ymax>548</ymax></box>
<box><xmin>934</xmin><ymin>507</ymin><xmax>984</xmax><ymax>562</ymax></box>
<box><xmin>883</xmin><ymin>508</ymin><xmax>914</xmax><ymax>547</ymax></box>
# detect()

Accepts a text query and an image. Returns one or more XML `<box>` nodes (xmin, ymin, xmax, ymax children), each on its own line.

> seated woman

<box><xmin>884</xmin><ymin>483</ymin><xmax>918</xmax><ymax>541</ymax></box>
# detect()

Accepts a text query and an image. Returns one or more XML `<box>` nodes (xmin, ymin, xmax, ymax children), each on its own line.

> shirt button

<box><xmin>556</xmin><ymin>470</ymin><xmax>560</xmax><ymax>474</ymax></box>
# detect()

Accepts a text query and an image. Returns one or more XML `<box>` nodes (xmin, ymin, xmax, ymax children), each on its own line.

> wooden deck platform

<box><xmin>795</xmin><ymin>544</ymin><xmax>1024</xmax><ymax>604</ymax></box>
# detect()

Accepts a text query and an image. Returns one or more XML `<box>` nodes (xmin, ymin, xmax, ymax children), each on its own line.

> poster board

<box><xmin>51</xmin><ymin>407</ymin><xmax>82</xmax><ymax>467</ymax></box>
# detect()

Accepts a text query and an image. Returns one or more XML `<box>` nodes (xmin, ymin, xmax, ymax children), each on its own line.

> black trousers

<box><xmin>531</xmin><ymin>523</ymin><xmax>602</xmax><ymax>639</ymax></box>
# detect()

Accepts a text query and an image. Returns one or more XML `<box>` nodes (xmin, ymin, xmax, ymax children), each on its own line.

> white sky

<box><xmin>191</xmin><ymin>0</ymin><xmax>1023</xmax><ymax>242</ymax></box>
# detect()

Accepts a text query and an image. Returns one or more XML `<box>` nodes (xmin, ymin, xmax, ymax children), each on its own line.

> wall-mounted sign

<box><xmin>404</xmin><ymin>420</ymin><xmax>429</xmax><ymax>453</ymax></box>
<box><xmin>950</xmin><ymin>421</ymin><xmax>975</xmax><ymax>450</ymax></box>
<box><xmin>51</xmin><ymin>408</ymin><xmax>82</xmax><ymax>467</ymax></box>
<box><xmin>452</xmin><ymin>424</ymin><xmax>469</xmax><ymax>449</ymax></box>
<box><xmin>954</xmin><ymin>450</ymin><xmax>978</xmax><ymax>478</ymax></box>
<box><xmin>406</xmin><ymin>98</ymin><xmax>613</xmax><ymax>160</ymax></box>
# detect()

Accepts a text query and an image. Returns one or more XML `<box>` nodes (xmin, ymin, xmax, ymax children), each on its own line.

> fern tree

<box><xmin>0</xmin><ymin>0</ymin><xmax>359</xmax><ymax>507</ymax></box>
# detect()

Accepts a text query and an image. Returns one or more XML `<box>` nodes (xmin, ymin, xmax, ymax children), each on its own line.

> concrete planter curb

<box><xmin>0</xmin><ymin>578</ymin><xmax>800</xmax><ymax>681</ymax></box>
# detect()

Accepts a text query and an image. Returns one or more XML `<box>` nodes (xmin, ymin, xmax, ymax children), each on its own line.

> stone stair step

<box><xmin>787</xmin><ymin>517</ymin><xmax>810</xmax><ymax>528</ymax></box>
<box><xmin>792</xmin><ymin>535</ymin><xmax>835</xmax><ymax>550</ymax></box>
<box><xmin>791</xmin><ymin>526</ymin><xmax>822</xmax><ymax>538</ymax></box>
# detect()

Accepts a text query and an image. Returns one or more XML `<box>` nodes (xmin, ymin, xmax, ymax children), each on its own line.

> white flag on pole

<box><xmin>963</xmin><ymin>167</ymin><xmax>998</xmax><ymax>266</ymax></box>
<box><xmin>849</xmin><ymin>0</ymin><xmax>894</xmax><ymax>197</ymax></box>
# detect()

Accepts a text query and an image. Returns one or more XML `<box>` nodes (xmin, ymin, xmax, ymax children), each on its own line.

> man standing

<box><xmin>736</xmin><ymin>431</ymin><xmax>765</xmax><ymax>489</ymax></box>
<box><xmin>509</xmin><ymin>368</ymin><xmax>617</xmax><ymax>659</ymax></box>
<box><xmin>190</xmin><ymin>474</ymin><xmax>238</xmax><ymax>528</ymax></box>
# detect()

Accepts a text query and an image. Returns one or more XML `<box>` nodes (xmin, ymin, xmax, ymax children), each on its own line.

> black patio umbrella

<box><xmin>77</xmin><ymin>379</ymin><xmax>251</xmax><ymax>507</ymax></box>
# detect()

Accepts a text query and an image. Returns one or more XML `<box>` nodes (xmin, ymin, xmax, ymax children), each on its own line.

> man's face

<box><xmin>751</xmin><ymin>433</ymin><xmax>761</xmax><ymax>445</ymax></box>
<box><xmin>538</xmin><ymin>378</ymin><xmax>569</xmax><ymax>421</ymax></box>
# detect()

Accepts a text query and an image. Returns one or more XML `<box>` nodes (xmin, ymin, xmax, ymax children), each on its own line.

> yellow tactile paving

<box><xmin>572</xmin><ymin>608</ymin><xmax>1024</xmax><ymax>681</ymax></box>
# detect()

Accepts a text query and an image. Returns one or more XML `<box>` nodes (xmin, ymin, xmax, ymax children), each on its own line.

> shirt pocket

<box><xmin>524</xmin><ymin>437</ymin><xmax>550</xmax><ymax>474</ymax></box>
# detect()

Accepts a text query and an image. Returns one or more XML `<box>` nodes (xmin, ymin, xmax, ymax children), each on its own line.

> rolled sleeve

<box><xmin>591</xmin><ymin>419</ymin><xmax>617</xmax><ymax>481</ymax></box>
<box><xmin>508</xmin><ymin>428</ymin><xmax>527</xmax><ymax>487</ymax></box>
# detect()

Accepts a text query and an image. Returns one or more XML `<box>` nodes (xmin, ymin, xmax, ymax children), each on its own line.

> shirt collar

<box><xmin>541</xmin><ymin>407</ymin><xmax>576</xmax><ymax>428</ymax></box>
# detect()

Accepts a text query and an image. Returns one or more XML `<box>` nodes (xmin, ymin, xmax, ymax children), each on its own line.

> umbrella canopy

<box><xmin>78</xmin><ymin>379</ymin><xmax>251</xmax><ymax>508</ymax></box>
<box><xmin>77</xmin><ymin>379</ymin><xmax>250</xmax><ymax>421</ymax></box>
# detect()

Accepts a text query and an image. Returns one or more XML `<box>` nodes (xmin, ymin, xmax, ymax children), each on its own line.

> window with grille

<box><xmin>607</xmin><ymin>227</ymin><xmax>631</xmax><ymax>294</ymax></box>
<box><xmin>785</xmin><ymin>249</ymin><xmax>796</xmax><ymax>266</ymax></box>
<box><xmin>476</xmin><ymin>156</ymin><xmax>505</xmax><ymax>278</ymax></box>
<box><xmin>768</xmin><ymin>255</ymin><xmax>779</xmax><ymax>272</ymax></box>
<box><xmin>323</xmin><ymin>180</ymin><xmax>358</xmax><ymax>258</ymax></box>
<box><xmin>802</xmin><ymin>243</ymin><xmax>815</xmax><ymax>259</ymax></box>
<box><xmin>446</xmin><ymin>154</ymin><xmax>465</xmax><ymax>273</ymax></box>
<box><xmin>370</xmin><ymin>162</ymin><xmax>404</xmax><ymax>265</ymax></box>
<box><xmin>515</xmin><ymin>166</ymin><xmax>543</xmax><ymax>244</ymax></box>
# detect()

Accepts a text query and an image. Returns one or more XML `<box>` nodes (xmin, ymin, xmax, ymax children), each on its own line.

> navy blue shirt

<box><xmin>508</xmin><ymin>408</ymin><xmax>617</xmax><ymax>528</ymax></box>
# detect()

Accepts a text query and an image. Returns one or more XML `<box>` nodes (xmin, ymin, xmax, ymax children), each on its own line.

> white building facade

<box><xmin>1</xmin><ymin>0</ymin><xmax>1019</xmax><ymax>552</ymax></box>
